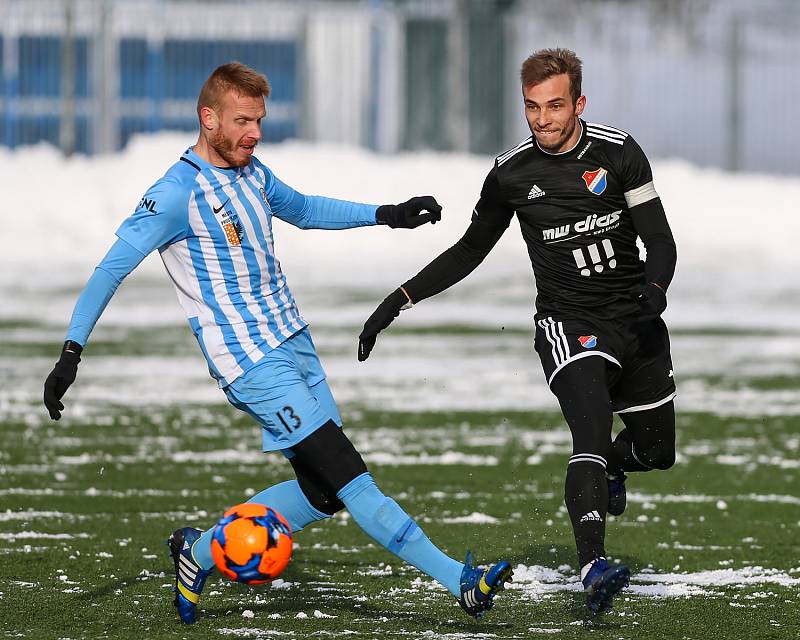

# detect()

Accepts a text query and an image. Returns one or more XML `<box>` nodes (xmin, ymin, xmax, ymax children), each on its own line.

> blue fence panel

<box><xmin>162</xmin><ymin>40</ymin><xmax>297</xmax><ymax>99</ymax></box>
<box><xmin>18</xmin><ymin>36</ymin><xmax>88</xmax><ymax>97</ymax></box>
<box><xmin>120</xmin><ymin>39</ymin><xmax>149</xmax><ymax>98</ymax></box>
<box><xmin>119</xmin><ymin>116</ymin><xmax>151</xmax><ymax>148</ymax></box>
<box><xmin>0</xmin><ymin>34</ymin><xmax>7</xmax><ymax>148</ymax></box>
<box><xmin>11</xmin><ymin>35</ymin><xmax>90</xmax><ymax>152</ymax></box>
<box><xmin>16</xmin><ymin>115</ymin><xmax>59</xmax><ymax>147</ymax></box>
<box><xmin>19</xmin><ymin>36</ymin><xmax>59</xmax><ymax>96</ymax></box>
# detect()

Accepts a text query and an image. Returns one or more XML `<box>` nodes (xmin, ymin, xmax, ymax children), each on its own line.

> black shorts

<box><xmin>534</xmin><ymin>314</ymin><xmax>676</xmax><ymax>413</ymax></box>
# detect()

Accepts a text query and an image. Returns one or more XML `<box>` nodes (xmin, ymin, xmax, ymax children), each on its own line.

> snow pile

<box><xmin>1</xmin><ymin>134</ymin><xmax>797</xmax><ymax>330</ymax></box>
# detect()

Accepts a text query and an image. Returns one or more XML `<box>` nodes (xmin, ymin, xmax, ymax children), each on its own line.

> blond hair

<box><xmin>197</xmin><ymin>62</ymin><xmax>271</xmax><ymax>117</ymax></box>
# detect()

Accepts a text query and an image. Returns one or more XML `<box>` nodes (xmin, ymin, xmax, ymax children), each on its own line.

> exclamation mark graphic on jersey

<box><xmin>573</xmin><ymin>248</ymin><xmax>591</xmax><ymax>277</ymax></box>
<box><xmin>588</xmin><ymin>243</ymin><xmax>604</xmax><ymax>273</ymax></box>
<box><xmin>602</xmin><ymin>239</ymin><xmax>617</xmax><ymax>269</ymax></box>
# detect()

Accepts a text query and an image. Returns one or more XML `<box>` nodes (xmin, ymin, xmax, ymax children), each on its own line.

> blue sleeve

<box><xmin>65</xmin><ymin>238</ymin><xmax>147</xmax><ymax>346</ymax></box>
<box><xmin>115</xmin><ymin>177</ymin><xmax>190</xmax><ymax>254</ymax></box>
<box><xmin>265</xmin><ymin>169</ymin><xmax>378</xmax><ymax>230</ymax></box>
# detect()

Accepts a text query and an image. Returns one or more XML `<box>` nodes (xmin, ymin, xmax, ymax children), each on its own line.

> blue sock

<box><xmin>337</xmin><ymin>472</ymin><xmax>463</xmax><ymax>596</ymax></box>
<box><xmin>192</xmin><ymin>480</ymin><xmax>330</xmax><ymax>570</ymax></box>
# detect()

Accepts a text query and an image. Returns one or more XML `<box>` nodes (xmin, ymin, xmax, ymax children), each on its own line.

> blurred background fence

<box><xmin>1</xmin><ymin>0</ymin><xmax>798</xmax><ymax>173</ymax></box>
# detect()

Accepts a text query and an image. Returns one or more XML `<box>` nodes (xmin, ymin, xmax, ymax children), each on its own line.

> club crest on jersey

<box><xmin>215</xmin><ymin>206</ymin><xmax>244</xmax><ymax>246</ymax></box>
<box><xmin>578</xmin><ymin>335</ymin><xmax>598</xmax><ymax>349</ymax></box>
<box><xmin>582</xmin><ymin>168</ymin><xmax>608</xmax><ymax>195</ymax></box>
<box><xmin>222</xmin><ymin>221</ymin><xmax>244</xmax><ymax>246</ymax></box>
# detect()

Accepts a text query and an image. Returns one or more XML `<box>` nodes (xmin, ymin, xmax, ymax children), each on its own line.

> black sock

<box><xmin>565</xmin><ymin>461</ymin><xmax>608</xmax><ymax>568</ymax></box>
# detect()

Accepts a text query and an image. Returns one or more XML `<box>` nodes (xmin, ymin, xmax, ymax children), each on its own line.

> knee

<box><xmin>311</xmin><ymin>493</ymin><xmax>346</xmax><ymax>516</ymax></box>
<box><xmin>636</xmin><ymin>443</ymin><xmax>675</xmax><ymax>470</ymax></box>
<box><xmin>298</xmin><ymin>481</ymin><xmax>345</xmax><ymax>516</ymax></box>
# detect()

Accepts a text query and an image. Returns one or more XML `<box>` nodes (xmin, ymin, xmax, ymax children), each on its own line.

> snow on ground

<box><xmin>509</xmin><ymin>564</ymin><xmax>800</xmax><ymax>599</ymax></box>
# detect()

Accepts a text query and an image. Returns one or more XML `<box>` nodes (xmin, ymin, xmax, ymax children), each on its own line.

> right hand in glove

<box><xmin>43</xmin><ymin>341</ymin><xmax>82</xmax><ymax>420</ymax></box>
<box><xmin>358</xmin><ymin>288</ymin><xmax>412</xmax><ymax>362</ymax></box>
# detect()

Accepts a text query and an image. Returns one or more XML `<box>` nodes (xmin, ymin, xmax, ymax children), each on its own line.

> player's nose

<box><xmin>248</xmin><ymin>122</ymin><xmax>262</xmax><ymax>141</ymax></box>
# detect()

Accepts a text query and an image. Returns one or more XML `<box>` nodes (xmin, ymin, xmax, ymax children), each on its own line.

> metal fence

<box><xmin>1</xmin><ymin>0</ymin><xmax>306</xmax><ymax>154</ymax></box>
<box><xmin>2</xmin><ymin>0</ymin><xmax>798</xmax><ymax>174</ymax></box>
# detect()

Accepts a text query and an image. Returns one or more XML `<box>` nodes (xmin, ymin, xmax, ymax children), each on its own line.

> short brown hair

<box><xmin>520</xmin><ymin>48</ymin><xmax>582</xmax><ymax>103</ymax></box>
<box><xmin>197</xmin><ymin>62</ymin><xmax>271</xmax><ymax>117</ymax></box>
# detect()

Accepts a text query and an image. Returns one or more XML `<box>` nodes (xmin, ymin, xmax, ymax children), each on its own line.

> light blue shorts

<box><xmin>223</xmin><ymin>328</ymin><xmax>342</xmax><ymax>452</ymax></box>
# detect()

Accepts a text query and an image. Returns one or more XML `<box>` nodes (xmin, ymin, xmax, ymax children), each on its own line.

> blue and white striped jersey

<box><xmin>68</xmin><ymin>147</ymin><xmax>378</xmax><ymax>386</ymax></box>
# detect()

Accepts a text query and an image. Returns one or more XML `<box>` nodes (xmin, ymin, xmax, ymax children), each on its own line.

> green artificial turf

<box><xmin>1</xmin><ymin>406</ymin><xmax>798</xmax><ymax>639</ymax></box>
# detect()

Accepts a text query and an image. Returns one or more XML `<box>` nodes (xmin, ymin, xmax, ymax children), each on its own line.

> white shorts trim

<box><xmin>547</xmin><ymin>351</ymin><xmax>621</xmax><ymax>386</ymax></box>
<box><xmin>616</xmin><ymin>392</ymin><xmax>676</xmax><ymax>414</ymax></box>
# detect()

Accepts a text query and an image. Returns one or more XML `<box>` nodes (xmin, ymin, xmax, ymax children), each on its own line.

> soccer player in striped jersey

<box><xmin>43</xmin><ymin>62</ymin><xmax>512</xmax><ymax>624</ymax></box>
<box><xmin>359</xmin><ymin>48</ymin><xmax>678</xmax><ymax>615</ymax></box>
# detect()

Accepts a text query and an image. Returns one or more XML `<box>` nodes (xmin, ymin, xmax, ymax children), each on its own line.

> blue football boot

<box><xmin>167</xmin><ymin>527</ymin><xmax>214</xmax><ymax>624</ymax></box>
<box><xmin>582</xmin><ymin>558</ymin><xmax>630</xmax><ymax>614</ymax></box>
<box><xmin>606</xmin><ymin>472</ymin><xmax>628</xmax><ymax>516</ymax></box>
<box><xmin>457</xmin><ymin>551</ymin><xmax>513</xmax><ymax>620</ymax></box>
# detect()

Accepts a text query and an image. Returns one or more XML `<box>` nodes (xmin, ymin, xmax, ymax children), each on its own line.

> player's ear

<box><xmin>575</xmin><ymin>95</ymin><xmax>586</xmax><ymax>116</ymax></box>
<box><xmin>199</xmin><ymin>106</ymin><xmax>219</xmax><ymax>131</ymax></box>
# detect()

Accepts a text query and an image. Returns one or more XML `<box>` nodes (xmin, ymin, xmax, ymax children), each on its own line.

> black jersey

<box><xmin>475</xmin><ymin>120</ymin><xmax>660</xmax><ymax>320</ymax></box>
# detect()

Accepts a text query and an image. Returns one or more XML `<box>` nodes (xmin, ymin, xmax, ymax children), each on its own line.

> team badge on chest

<box><xmin>214</xmin><ymin>204</ymin><xmax>245</xmax><ymax>247</ymax></box>
<box><xmin>582</xmin><ymin>168</ymin><xmax>608</xmax><ymax>195</ymax></box>
<box><xmin>222</xmin><ymin>220</ymin><xmax>244</xmax><ymax>246</ymax></box>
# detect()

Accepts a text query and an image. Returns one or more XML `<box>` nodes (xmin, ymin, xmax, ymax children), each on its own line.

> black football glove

<box><xmin>358</xmin><ymin>288</ymin><xmax>411</xmax><ymax>361</ymax></box>
<box><xmin>376</xmin><ymin>196</ymin><xmax>442</xmax><ymax>229</ymax></box>
<box><xmin>43</xmin><ymin>341</ymin><xmax>82</xmax><ymax>420</ymax></box>
<box><xmin>632</xmin><ymin>282</ymin><xmax>667</xmax><ymax>321</ymax></box>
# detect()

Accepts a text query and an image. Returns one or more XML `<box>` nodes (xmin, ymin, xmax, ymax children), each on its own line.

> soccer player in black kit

<box><xmin>358</xmin><ymin>48</ymin><xmax>677</xmax><ymax>615</ymax></box>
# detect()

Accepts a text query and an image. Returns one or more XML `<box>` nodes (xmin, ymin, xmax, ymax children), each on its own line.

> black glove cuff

<box><xmin>63</xmin><ymin>340</ymin><xmax>83</xmax><ymax>357</ymax></box>
<box><xmin>384</xmin><ymin>287</ymin><xmax>409</xmax><ymax>313</ymax></box>
<box><xmin>375</xmin><ymin>204</ymin><xmax>397</xmax><ymax>227</ymax></box>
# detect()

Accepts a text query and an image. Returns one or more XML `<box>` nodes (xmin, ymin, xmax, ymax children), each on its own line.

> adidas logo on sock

<box><xmin>527</xmin><ymin>184</ymin><xmax>545</xmax><ymax>199</ymax></box>
<box><xmin>580</xmin><ymin>510</ymin><xmax>603</xmax><ymax>523</ymax></box>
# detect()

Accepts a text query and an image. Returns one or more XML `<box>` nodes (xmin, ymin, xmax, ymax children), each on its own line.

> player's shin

<box><xmin>337</xmin><ymin>472</ymin><xmax>463</xmax><ymax>596</ymax></box>
<box><xmin>564</xmin><ymin>459</ymin><xmax>608</xmax><ymax>571</ymax></box>
<box><xmin>191</xmin><ymin>480</ymin><xmax>330</xmax><ymax>570</ymax></box>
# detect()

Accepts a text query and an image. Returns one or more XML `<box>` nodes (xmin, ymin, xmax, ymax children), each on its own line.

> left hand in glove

<box><xmin>632</xmin><ymin>282</ymin><xmax>667</xmax><ymax>321</ymax></box>
<box><xmin>376</xmin><ymin>196</ymin><xmax>442</xmax><ymax>229</ymax></box>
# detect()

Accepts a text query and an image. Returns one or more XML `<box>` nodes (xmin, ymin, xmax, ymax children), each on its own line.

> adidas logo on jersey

<box><xmin>527</xmin><ymin>184</ymin><xmax>546</xmax><ymax>200</ymax></box>
<box><xmin>580</xmin><ymin>510</ymin><xmax>603</xmax><ymax>523</ymax></box>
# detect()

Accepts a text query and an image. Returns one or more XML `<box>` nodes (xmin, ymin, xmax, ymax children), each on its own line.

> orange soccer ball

<box><xmin>210</xmin><ymin>503</ymin><xmax>293</xmax><ymax>584</ymax></box>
